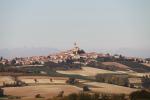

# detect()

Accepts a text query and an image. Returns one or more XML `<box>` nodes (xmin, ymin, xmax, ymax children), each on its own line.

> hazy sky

<box><xmin>0</xmin><ymin>0</ymin><xmax>150</xmax><ymax>56</ymax></box>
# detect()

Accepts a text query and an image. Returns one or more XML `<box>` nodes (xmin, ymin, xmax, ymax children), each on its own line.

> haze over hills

<box><xmin>0</xmin><ymin>0</ymin><xmax>150</xmax><ymax>59</ymax></box>
<box><xmin>112</xmin><ymin>48</ymin><xmax>150</xmax><ymax>58</ymax></box>
<box><xmin>0</xmin><ymin>47</ymin><xmax>150</xmax><ymax>59</ymax></box>
<box><xmin>0</xmin><ymin>47</ymin><xmax>59</xmax><ymax>58</ymax></box>
<box><xmin>87</xmin><ymin>48</ymin><xmax>150</xmax><ymax>58</ymax></box>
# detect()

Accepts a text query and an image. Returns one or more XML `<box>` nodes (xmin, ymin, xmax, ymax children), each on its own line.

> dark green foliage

<box><xmin>67</xmin><ymin>93</ymin><xmax>78</xmax><ymax>100</ymax></box>
<box><xmin>0</xmin><ymin>88</ymin><xmax>4</xmax><ymax>97</ymax></box>
<box><xmin>96</xmin><ymin>57</ymin><xmax>113</xmax><ymax>62</ymax></box>
<box><xmin>95</xmin><ymin>73</ymin><xmax>129</xmax><ymax>86</ymax></box>
<box><xmin>77</xmin><ymin>49</ymin><xmax>85</xmax><ymax>54</ymax></box>
<box><xmin>0</xmin><ymin>57</ymin><xmax>3</xmax><ymax>61</ymax></box>
<box><xmin>83</xmin><ymin>85</ymin><xmax>90</xmax><ymax>91</ymax></box>
<box><xmin>129</xmin><ymin>84</ymin><xmax>134</xmax><ymax>88</ymax></box>
<box><xmin>7</xmin><ymin>96</ymin><xmax>21</xmax><ymax>99</ymax></box>
<box><xmin>142</xmin><ymin>76</ymin><xmax>150</xmax><ymax>89</ymax></box>
<box><xmin>66</xmin><ymin>78</ymin><xmax>79</xmax><ymax>84</ymax></box>
<box><xmin>118</xmin><ymin>61</ymin><xmax>150</xmax><ymax>72</ymax></box>
<box><xmin>129</xmin><ymin>90</ymin><xmax>150</xmax><ymax>100</ymax></box>
<box><xmin>111</xmin><ymin>94</ymin><xmax>125</xmax><ymax>100</ymax></box>
<box><xmin>87</xmin><ymin>61</ymin><xmax>126</xmax><ymax>71</ymax></box>
<box><xmin>78</xmin><ymin>93</ymin><xmax>93</xmax><ymax>100</ymax></box>
<box><xmin>0</xmin><ymin>64</ymin><xmax>5</xmax><ymax>72</ymax></box>
<box><xmin>11</xmin><ymin>59</ymin><xmax>16</xmax><ymax>65</ymax></box>
<box><xmin>44</xmin><ymin>61</ymin><xmax>81</xmax><ymax>70</ymax></box>
<box><xmin>51</xmin><ymin>92</ymin><xmax>126</xmax><ymax>100</ymax></box>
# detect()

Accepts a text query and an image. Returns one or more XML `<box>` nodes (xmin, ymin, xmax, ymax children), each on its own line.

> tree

<box><xmin>142</xmin><ymin>76</ymin><xmax>150</xmax><ymax>89</ymax></box>
<box><xmin>129</xmin><ymin>90</ymin><xmax>150</xmax><ymax>100</ymax></box>
<box><xmin>35</xmin><ymin>94</ymin><xmax>42</xmax><ymax>98</ymax></box>
<box><xmin>66</xmin><ymin>78</ymin><xmax>79</xmax><ymax>84</ymax></box>
<box><xmin>0</xmin><ymin>88</ymin><xmax>4</xmax><ymax>97</ymax></box>
<box><xmin>0</xmin><ymin>57</ymin><xmax>3</xmax><ymax>61</ymax></box>
<box><xmin>83</xmin><ymin>85</ymin><xmax>90</xmax><ymax>91</ymax></box>
<box><xmin>11</xmin><ymin>59</ymin><xmax>16</xmax><ymax>65</ymax></box>
<box><xmin>78</xmin><ymin>49</ymin><xmax>85</xmax><ymax>54</ymax></box>
<box><xmin>34</xmin><ymin>78</ymin><xmax>38</xmax><ymax>83</ymax></box>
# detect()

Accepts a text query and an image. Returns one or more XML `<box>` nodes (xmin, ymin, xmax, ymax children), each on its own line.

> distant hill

<box><xmin>87</xmin><ymin>61</ymin><xmax>129</xmax><ymax>71</ymax></box>
<box><xmin>118</xmin><ymin>61</ymin><xmax>150</xmax><ymax>73</ymax></box>
<box><xmin>102</xmin><ymin>62</ymin><xmax>130</xmax><ymax>69</ymax></box>
<box><xmin>113</xmin><ymin>48</ymin><xmax>150</xmax><ymax>58</ymax></box>
<box><xmin>101</xmin><ymin>61</ymin><xmax>150</xmax><ymax>73</ymax></box>
<box><xmin>0</xmin><ymin>47</ymin><xmax>59</xmax><ymax>58</ymax></box>
<box><xmin>87</xmin><ymin>60</ymin><xmax>150</xmax><ymax>73</ymax></box>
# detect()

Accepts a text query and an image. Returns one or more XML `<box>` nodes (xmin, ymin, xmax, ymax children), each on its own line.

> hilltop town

<box><xmin>0</xmin><ymin>43</ymin><xmax>150</xmax><ymax>67</ymax></box>
<box><xmin>0</xmin><ymin>44</ymin><xmax>150</xmax><ymax>100</ymax></box>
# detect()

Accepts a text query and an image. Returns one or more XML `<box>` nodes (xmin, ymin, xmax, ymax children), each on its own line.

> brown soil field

<box><xmin>129</xmin><ymin>72</ymin><xmax>150</xmax><ymax>77</ymax></box>
<box><xmin>18</xmin><ymin>76</ymin><xmax>68</xmax><ymax>84</ymax></box>
<box><xmin>0</xmin><ymin>76</ymin><xmax>88</xmax><ymax>86</ymax></box>
<box><xmin>142</xmin><ymin>63</ymin><xmax>150</xmax><ymax>67</ymax></box>
<box><xmin>57</xmin><ymin>67</ymin><xmax>115</xmax><ymax>76</ymax></box>
<box><xmin>3</xmin><ymin>85</ymin><xmax>82</xmax><ymax>99</ymax></box>
<box><xmin>84</xmin><ymin>82</ymin><xmax>138</xmax><ymax>95</ymax></box>
<box><xmin>0</xmin><ymin>76</ymin><xmax>15</xmax><ymax>86</ymax></box>
<box><xmin>0</xmin><ymin>75</ymin><xmax>139</xmax><ymax>99</ymax></box>
<box><xmin>18</xmin><ymin>76</ymin><xmax>88</xmax><ymax>84</ymax></box>
<box><xmin>102</xmin><ymin>62</ymin><xmax>130</xmax><ymax>69</ymax></box>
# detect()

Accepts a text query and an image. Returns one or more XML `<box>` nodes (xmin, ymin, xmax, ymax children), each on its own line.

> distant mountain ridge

<box><xmin>0</xmin><ymin>47</ymin><xmax>59</xmax><ymax>58</ymax></box>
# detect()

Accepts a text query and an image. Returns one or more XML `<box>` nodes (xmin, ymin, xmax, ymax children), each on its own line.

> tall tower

<box><xmin>73</xmin><ymin>42</ymin><xmax>79</xmax><ymax>55</ymax></box>
<box><xmin>74</xmin><ymin>42</ymin><xmax>77</xmax><ymax>48</ymax></box>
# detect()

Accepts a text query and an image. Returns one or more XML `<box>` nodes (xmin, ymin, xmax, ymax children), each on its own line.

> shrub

<box><xmin>66</xmin><ymin>78</ymin><xmax>79</xmax><ymax>84</ymax></box>
<box><xmin>68</xmin><ymin>93</ymin><xmax>78</xmax><ymax>100</ymax></box>
<box><xmin>129</xmin><ymin>90</ymin><xmax>150</xmax><ymax>100</ymax></box>
<box><xmin>35</xmin><ymin>94</ymin><xmax>42</xmax><ymax>98</ymax></box>
<box><xmin>0</xmin><ymin>88</ymin><xmax>4</xmax><ymax>97</ymax></box>
<box><xmin>83</xmin><ymin>85</ymin><xmax>90</xmax><ymax>91</ymax></box>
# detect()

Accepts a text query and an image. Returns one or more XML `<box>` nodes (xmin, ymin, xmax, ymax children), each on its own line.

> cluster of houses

<box><xmin>0</xmin><ymin>56</ymin><xmax>48</xmax><ymax>66</ymax></box>
<box><xmin>0</xmin><ymin>44</ymin><xmax>150</xmax><ymax>89</ymax></box>
<box><xmin>0</xmin><ymin>44</ymin><xmax>111</xmax><ymax>66</ymax></box>
<box><xmin>0</xmin><ymin>44</ymin><xmax>150</xmax><ymax>66</ymax></box>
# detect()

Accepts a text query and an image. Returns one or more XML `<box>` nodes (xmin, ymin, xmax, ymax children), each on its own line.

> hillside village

<box><xmin>1</xmin><ymin>44</ymin><xmax>150</xmax><ymax>100</ymax></box>
<box><xmin>0</xmin><ymin>43</ymin><xmax>150</xmax><ymax>66</ymax></box>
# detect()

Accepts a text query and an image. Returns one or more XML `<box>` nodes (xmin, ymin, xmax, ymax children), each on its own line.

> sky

<box><xmin>0</xmin><ymin>0</ymin><xmax>150</xmax><ymax>57</ymax></box>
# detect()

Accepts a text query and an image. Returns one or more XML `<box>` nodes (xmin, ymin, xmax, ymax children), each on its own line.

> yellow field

<box><xmin>3</xmin><ymin>85</ymin><xmax>82</xmax><ymax>99</ymax></box>
<box><xmin>18</xmin><ymin>76</ymin><xmax>67</xmax><ymax>84</ymax></box>
<box><xmin>1</xmin><ymin>76</ymin><xmax>83</xmax><ymax>99</ymax></box>
<box><xmin>0</xmin><ymin>76</ymin><xmax>15</xmax><ymax>86</ymax></box>
<box><xmin>57</xmin><ymin>67</ymin><xmax>115</xmax><ymax>76</ymax></box>
<box><xmin>129</xmin><ymin>72</ymin><xmax>150</xmax><ymax>77</ymax></box>
<box><xmin>0</xmin><ymin>75</ymin><xmax>140</xmax><ymax>99</ymax></box>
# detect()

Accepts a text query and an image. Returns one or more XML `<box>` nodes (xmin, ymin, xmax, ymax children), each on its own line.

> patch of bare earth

<box><xmin>3</xmin><ymin>85</ymin><xmax>82</xmax><ymax>99</ymax></box>
<box><xmin>84</xmin><ymin>82</ymin><xmax>138</xmax><ymax>95</ymax></box>
<box><xmin>102</xmin><ymin>62</ymin><xmax>130</xmax><ymax>69</ymax></box>
<box><xmin>129</xmin><ymin>72</ymin><xmax>150</xmax><ymax>77</ymax></box>
<box><xmin>0</xmin><ymin>76</ymin><xmax>15</xmax><ymax>86</ymax></box>
<box><xmin>57</xmin><ymin>67</ymin><xmax>115</xmax><ymax>76</ymax></box>
<box><xmin>18</xmin><ymin>76</ymin><xmax>68</xmax><ymax>84</ymax></box>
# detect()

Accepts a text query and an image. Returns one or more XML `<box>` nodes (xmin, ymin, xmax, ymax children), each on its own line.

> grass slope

<box><xmin>118</xmin><ymin>61</ymin><xmax>150</xmax><ymax>73</ymax></box>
